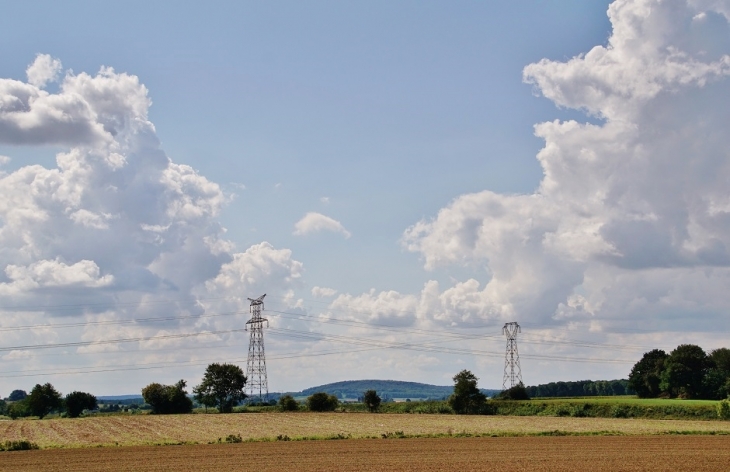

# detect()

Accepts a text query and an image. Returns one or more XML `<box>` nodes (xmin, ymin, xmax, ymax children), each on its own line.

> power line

<box><xmin>0</xmin><ymin>328</ymin><xmax>247</xmax><ymax>352</ymax></box>
<box><xmin>0</xmin><ymin>310</ymin><xmax>247</xmax><ymax>333</ymax></box>
<box><xmin>0</xmin><ymin>298</ymin><xmax>656</xmax><ymax>354</ymax></box>
<box><xmin>0</xmin><ymin>345</ymin><xmax>410</xmax><ymax>379</ymax></box>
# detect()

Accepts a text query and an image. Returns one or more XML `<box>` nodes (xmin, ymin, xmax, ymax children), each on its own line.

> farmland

<box><xmin>1</xmin><ymin>412</ymin><xmax>730</xmax><ymax>448</ymax></box>
<box><xmin>2</xmin><ymin>436</ymin><xmax>730</xmax><ymax>471</ymax></box>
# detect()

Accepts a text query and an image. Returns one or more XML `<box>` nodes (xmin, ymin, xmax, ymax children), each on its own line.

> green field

<box><xmin>530</xmin><ymin>396</ymin><xmax>718</xmax><ymax>407</ymax></box>
<box><xmin>327</xmin><ymin>396</ymin><xmax>725</xmax><ymax>420</ymax></box>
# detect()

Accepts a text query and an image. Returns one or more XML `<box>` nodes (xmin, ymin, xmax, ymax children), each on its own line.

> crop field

<box><xmin>1</xmin><ymin>412</ymin><xmax>730</xmax><ymax>448</ymax></box>
<box><xmin>2</xmin><ymin>436</ymin><xmax>730</xmax><ymax>471</ymax></box>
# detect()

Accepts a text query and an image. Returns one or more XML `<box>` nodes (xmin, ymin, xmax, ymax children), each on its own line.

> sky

<box><xmin>1</xmin><ymin>0</ymin><xmax>730</xmax><ymax>396</ymax></box>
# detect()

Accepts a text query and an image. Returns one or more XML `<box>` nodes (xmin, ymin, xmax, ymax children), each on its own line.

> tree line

<box><xmin>0</xmin><ymin>385</ymin><xmax>97</xmax><ymax>419</ymax></box>
<box><xmin>525</xmin><ymin>379</ymin><xmax>634</xmax><ymax>398</ymax></box>
<box><xmin>628</xmin><ymin>345</ymin><xmax>730</xmax><ymax>399</ymax></box>
<box><xmin>2</xmin><ymin>365</ymin><xmax>493</xmax><ymax>419</ymax></box>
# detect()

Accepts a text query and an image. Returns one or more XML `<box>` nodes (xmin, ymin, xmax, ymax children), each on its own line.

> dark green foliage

<box><xmin>141</xmin><ymin>380</ymin><xmax>193</xmax><ymax>414</ymax></box>
<box><xmin>27</xmin><ymin>383</ymin><xmax>62</xmax><ymax>419</ymax></box>
<box><xmin>7</xmin><ymin>390</ymin><xmax>27</xmax><ymax>402</ymax></box>
<box><xmin>64</xmin><ymin>391</ymin><xmax>98</xmax><ymax>418</ymax></box>
<box><xmin>526</xmin><ymin>379</ymin><xmax>633</xmax><ymax>398</ymax></box>
<box><xmin>7</xmin><ymin>400</ymin><xmax>30</xmax><ymax>419</ymax></box>
<box><xmin>708</xmin><ymin>348</ymin><xmax>730</xmax><ymax>399</ymax></box>
<box><xmin>711</xmin><ymin>348</ymin><xmax>730</xmax><ymax>374</ymax></box>
<box><xmin>628</xmin><ymin>349</ymin><xmax>668</xmax><ymax>398</ymax></box>
<box><xmin>448</xmin><ymin>370</ymin><xmax>487</xmax><ymax>414</ymax></box>
<box><xmin>362</xmin><ymin>399</ymin><xmax>458</xmax><ymax>415</ymax></box>
<box><xmin>718</xmin><ymin>399</ymin><xmax>730</xmax><ymax>420</ymax></box>
<box><xmin>306</xmin><ymin>392</ymin><xmax>339</xmax><ymax>412</ymax></box>
<box><xmin>278</xmin><ymin>395</ymin><xmax>299</xmax><ymax>412</ymax></box>
<box><xmin>0</xmin><ymin>440</ymin><xmax>39</xmax><ymax>451</ymax></box>
<box><xmin>488</xmin><ymin>399</ymin><xmax>719</xmax><ymax>420</ymax></box>
<box><xmin>626</xmin><ymin>344</ymin><xmax>730</xmax><ymax>400</ymax></box>
<box><xmin>363</xmin><ymin>390</ymin><xmax>381</xmax><ymax>412</ymax></box>
<box><xmin>660</xmin><ymin>344</ymin><xmax>711</xmax><ymax>398</ymax></box>
<box><xmin>498</xmin><ymin>382</ymin><xmax>530</xmax><ymax>400</ymax></box>
<box><xmin>193</xmin><ymin>363</ymin><xmax>247</xmax><ymax>413</ymax></box>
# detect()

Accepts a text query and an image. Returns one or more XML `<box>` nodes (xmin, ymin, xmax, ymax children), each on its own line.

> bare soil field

<box><xmin>2</xmin><ymin>413</ymin><xmax>730</xmax><ymax>448</ymax></box>
<box><xmin>2</xmin><ymin>436</ymin><xmax>730</xmax><ymax>471</ymax></box>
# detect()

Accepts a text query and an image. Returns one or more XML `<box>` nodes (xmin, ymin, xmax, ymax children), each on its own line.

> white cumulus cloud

<box><xmin>403</xmin><ymin>0</ymin><xmax>730</xmax><ymax>333</ymax></box>
<box><xmin>0</xmin><ymin>55</ymin><xmax>304</xmax><ymax>337</ymax></box>
<box><xmin>293</xmin><ymin>212</ymin><xmax>351</xmax><ymax>239</ymax></box>
<box><xmin>26</xmin><ymin>53</ymin><xmax>62</xmax><ymax>88</ymax></box>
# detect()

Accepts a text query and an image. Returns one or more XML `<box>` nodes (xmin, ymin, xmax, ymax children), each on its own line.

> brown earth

<box><xmin>3</xmin><ymin>413</ymin><xmax>730</xmax><ymax>448</ymax></box>
<box><xmin>2</xmin><ymin>436</ymin><xmax>730</xmax><ymax>471</ymax></box>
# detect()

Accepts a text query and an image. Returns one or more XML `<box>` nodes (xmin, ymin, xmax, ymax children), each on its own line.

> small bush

<box><xmin>0</xmin><ymin>440</ymin><xmax>39</xmax><ymax>451</ymax></box>
<box><xmin>7</xmin><ymin>401</ymin><xmax>30</xmax><ymax>420</ymax></box>
<box><xmin>611</xmin><ymin>404</ymin><xmax>631</xmax><ymax>418</ymax></box>
<box><xmin>718</xmin><ymin>399</ymin><xmax>730</xmax><ymax>420</ymax></box>
<box><xmin>570</xmin><ymin>404</ymin><xmax>590</xmax><ymax>418</ymax></box>
<box><xmin>278</xmin><ymin>395</ymin><xmax>299</xmax><ymax>412</ymax></box>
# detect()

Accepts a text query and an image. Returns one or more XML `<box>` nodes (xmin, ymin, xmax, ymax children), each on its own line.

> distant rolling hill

<box><xmin>287</xmin><ymin>380</ymin><xmax>500</xmax><ymax>400</ymax></box>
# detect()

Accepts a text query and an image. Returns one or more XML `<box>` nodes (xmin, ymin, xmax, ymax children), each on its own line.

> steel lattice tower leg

<box><xmin>246</xmin><ymin>294</ymin><xmax>269</xmax><ymax>402</ymax></box>
<box><xmin>502</xmin><ymin>322</ymin><xmax>523</xmax><ymax>390</ymax></box>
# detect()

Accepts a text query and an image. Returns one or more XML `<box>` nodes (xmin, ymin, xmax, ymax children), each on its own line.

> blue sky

<box><xmin>1</xmin><ymin>0</ymin><xmax>729</xmax><ymax>395</ymax></box>
<box><xmin>2</xmin><ymin>0</ymin><xmax>612</xmax><ymax>297</ymax></box>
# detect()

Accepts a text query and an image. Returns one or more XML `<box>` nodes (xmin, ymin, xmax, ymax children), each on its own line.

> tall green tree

<box><xmin>193</xmin><ymin>363</ymin><xmax>247</xmax><ymax>413</ymax></box>
<box><xmin>448</xmin><ymin>370</ymin><xmax>486</xmax><ymax>414</ymax></box>
<box><xmin>660</xmin><ymin>344</ymin><xmax>711</xmax><ymax>398</ymax></box>
<box><xmin>363</xmin><ymin>390</ymin><xmax>381</xmax><ymax>412</ymax></box>
<box><xmin>628</xmin><ymin>349</ymin><xmax>668</xmax><ymax>398</ymax></box>
<box><xmin>27</xmin><ymin>383</ymin><xmax>63</xmax><ymax>419</ymax></box>
<box><xmin>142</xmin><ymin>380</ymin><xmax>193</xmax><ymax>414</ymax></box>
<box><xmin>64</xmin><ymin>391</ymin><xmax>98</xmax><ymax>418</ymax></box>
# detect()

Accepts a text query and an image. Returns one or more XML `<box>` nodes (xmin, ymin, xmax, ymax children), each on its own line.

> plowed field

<box><xmin>2</xmin><ymin>436</ymin><xmax>730</xmax><ymax>471</ymax></box>
<box><xmin>2</xmin><ymin>413</ymin><xmax>730</xmax><ymax>448</ymax></box>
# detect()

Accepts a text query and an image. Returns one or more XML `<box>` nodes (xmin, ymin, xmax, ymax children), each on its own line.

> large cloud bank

<box><xmin>399</xmin><ymin>0</ymin><xmax>730</xmax><ymax>333</ymax></box>
<box><xmin>0</xmin><ymin>55</ymin><xmax>302</xmax><ymax>358</ymax></box>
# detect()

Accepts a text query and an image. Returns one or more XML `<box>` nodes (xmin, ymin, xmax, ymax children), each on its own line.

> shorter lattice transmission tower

<box><xmin>245</xmin><ymin>293</ymin><xmax>269</xmax><ymax>402</ymax></box>
<box><xmin>502</xmin><ymin>321</ymin><xmax>523</xmax><ymax>390</ymax></box>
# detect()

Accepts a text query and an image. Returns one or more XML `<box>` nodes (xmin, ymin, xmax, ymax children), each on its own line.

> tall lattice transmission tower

<box><xmin>502</xmin><ymin>321</ymin><xmax>523</xmax><ymax>390</ymax></box>
<box><xmin>245</xmin><ymin>293</ymin><xmax>269</xmax><ymax>402</ymax></box>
